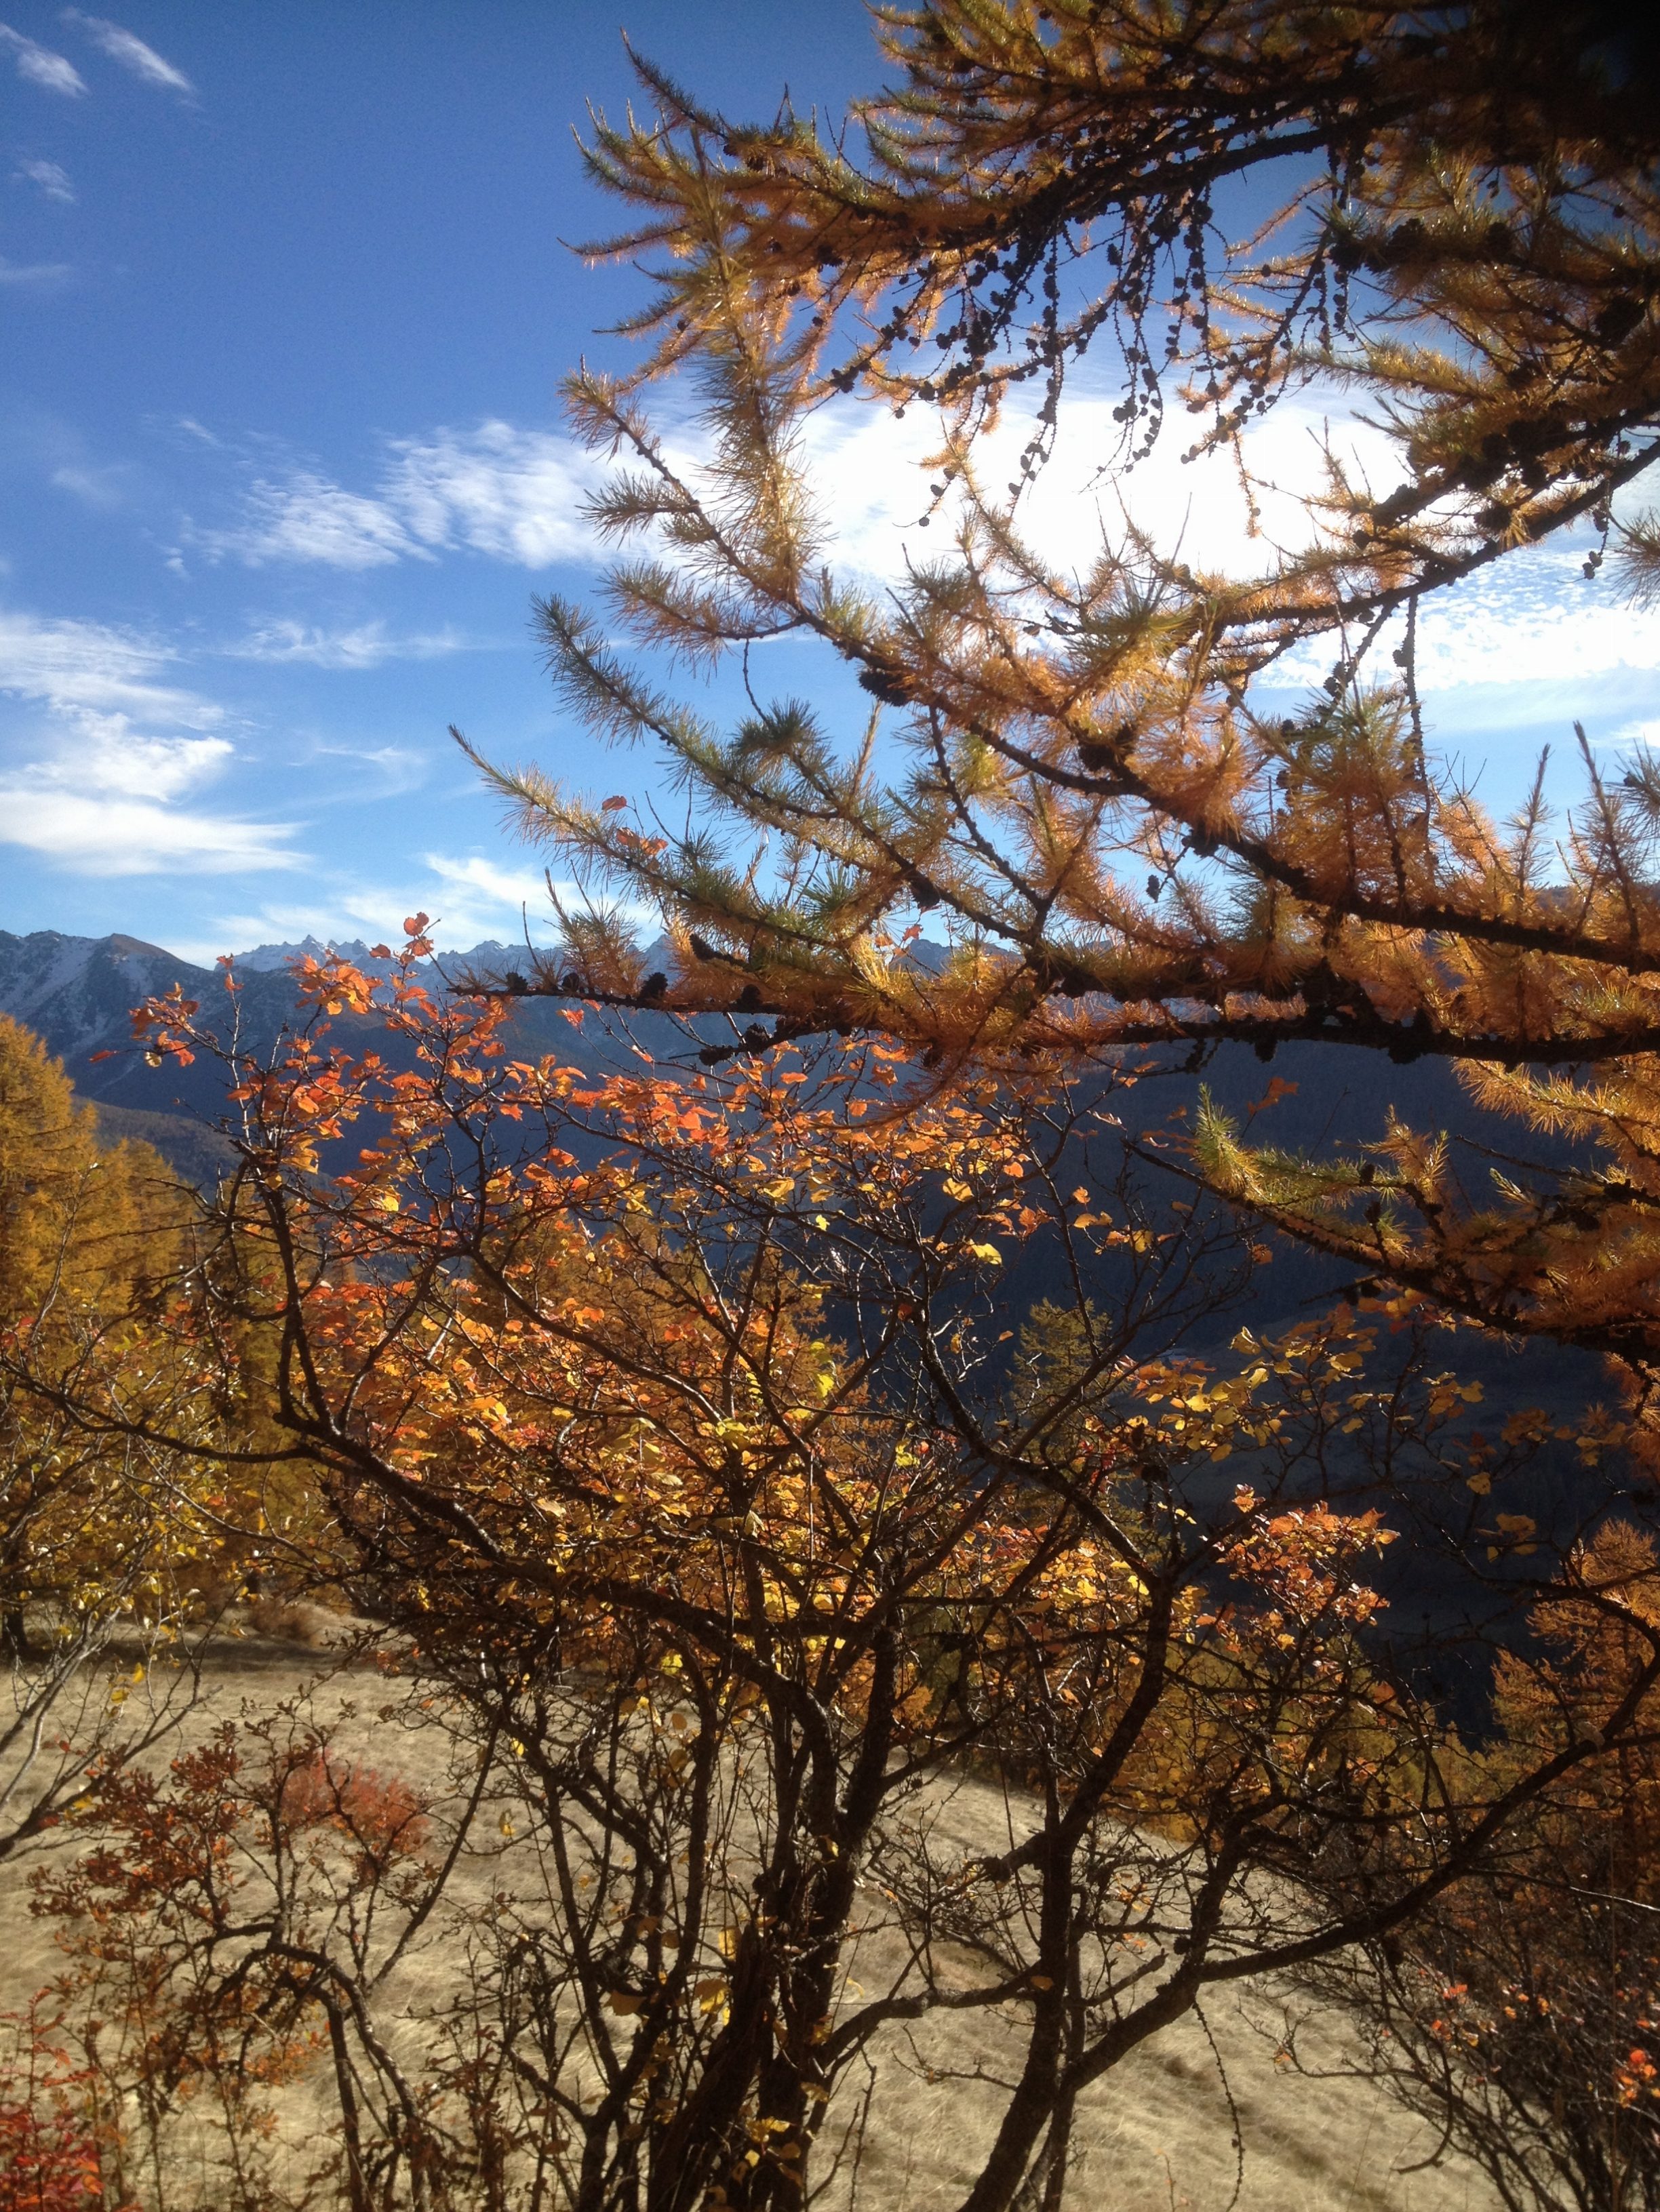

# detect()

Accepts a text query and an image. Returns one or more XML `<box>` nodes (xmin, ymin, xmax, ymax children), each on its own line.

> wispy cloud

<box><xmin>55</xmin><ymin>728</ymin><xmax>233</xmax><ymax>801</ymax></box>
<box><xmin>14</xmin><ymin>155</ymin><xmax>73</xmax><ymax>201</ymax></box>
<box><xmin>0</xmin><ymin>718</ymin><xmax>297</xmax><ymax>874</ymax></box>
<box><xmin>195</xmin><ymin>422</ymin><xmax>597</xmax><ymax>571</ymax></box>
<box><xmin>50</xmin><ymin>462</ymin><xmax>134</xmax><ymax>509</ymax></box>
<box><xmin>0</xmin><ymin>607</ymin><xmax>216</xmax><ymax>729</ymax></box>
<box><xmin>305</xmin><ymin>741</ymin><xmax>430</xmax><ymax>796</ymax></box>
<box><xmin>0</xmin><ymin>607</ymin><xmax>296</xmax><ymax>875</ymax></box>
<box><xmin>198</xmin><ymin>469</ymin><xmax>425</xmax><ymax>569</ymax></box>
<box><xmin>1266</xmin><ymin>546</ymin><xmax>1660</xmax><ymax>698</ymax></box>
<box><xmin>424</xmin><ymin>852</ymin><xmax>556</xmax><ymax>918</ymax></box>
<box><xmin>6</xmin><ymin>411</ymin><xmax>140</xmax><ymax>506</ymax></box>
<box><xmin>60</xmin><ymin>9</ymin><xmax>190</xmax><ymax>93</ymax></box>
<box><xmin>0</xmin><ymin>255</ymin><xmax>72</xmax><ymax>285</ymax></box>
<box><xmin>224</xmin><ymin>618</ymin><xmax>470</xmax><ymax>669</ymax></box>
<box><xmin>385</xmin><ymin>422</ymin><xmax>596</xmax><ymax>566</ymax></box>
<box><xmin>209</xmin><ymin>855</ymin><xmax>567</xmax><ymax>963</ymax></box>
<box><xmin>0</xmin><ymin>22</ymin><xmax>85</xmax><ymax>93</ymax></box>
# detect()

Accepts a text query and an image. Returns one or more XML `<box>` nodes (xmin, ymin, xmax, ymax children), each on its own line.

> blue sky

<box><xmin>3</xmin><ymin>3</ymin><xmax>1659</xmax><ymax>963</ymax></box>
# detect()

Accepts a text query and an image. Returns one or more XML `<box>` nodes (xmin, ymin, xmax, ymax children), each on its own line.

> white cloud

<box><xmin>1263</xmin><ymin>546</ymin><xmax>1660</xmax><ymax>698</ymax></box>
<box><xmin>197</xmin><ymin>422</ymin><xmax>597</xmax><ymax>571</ymax></box>
<box><xmin>0</xmin><ymin>788</ymin><xmax>293</xmax><ymax>873</ymax></box>
<box><xmin>58</xmin><ymin>729</ymin><xmax>233</xmax><ymax>801</ymax></box>
<box><xmin>796</xmin><ymin>382</ymin><xmax>1398</xmax><ymax>588</ymax></box>
<box><xmin>14</xmin><ymin>155</ymin><xmax>73</xmax><ymax>201</ymax></box>
<box><xmin>0</xmin><ymin>22</ymin><xmax>84</xmax><ymax>92</ymax></box>
<box><xmin>61</xmin><ymin>9</ymin><xmax>190</xmax><ymax>92</ymax></box>
<box><xmin>0</xmin><ymin>256</ymin><xmax>72</xmax><ymax>285</ymax></box>
<box><xmin>1411</xmin><ymin>553</ymin><xmax>1660</xmax><ymax>690</ymax></box>
<box><xmin>184</xmin><ymin>391</ymin><xmax>1650</xmax><ymax>701</ymax></box>
<box><xmin>0</xmin><ymin>721</ymin><xmax>295</xmax><ymax>876</ymax></box>
<box><xmin>225</xmin><ymin>618</ymin><xmax>469</xmax><ymax>669</ymax></box>
<box><xmin>797</xmin><ymin>384</ymin><xmax>1660</xmax><ymax>699</ymax></box>
<box><xmin>305</xmin><ymin>741</ymin><xmax>429</xmax><ymax>795</ymax></box>
<box><xmin>0</xmin><ymin>607</ymin><xmax>296</xmax><ymax>875</ymax></box>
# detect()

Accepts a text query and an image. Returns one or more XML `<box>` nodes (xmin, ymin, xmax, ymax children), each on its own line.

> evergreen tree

<box><xmin>0</xmin><ymin>1018</ymin><xmax>184</xmax><ymax>1664</ymax></box>
<box><xmin>452</xmin><ymin>1</ymin><xmax>1660</xmax><ymax>1407</ymax></box>
<box><xmin>0</xmin><ymin>1015</ymin><xmax>163</xmax><ymax>1324</ymax></box>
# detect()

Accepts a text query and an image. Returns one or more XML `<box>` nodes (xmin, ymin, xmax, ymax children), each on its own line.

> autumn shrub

<box><xmin>26</xmin><ymin>1685</ymin><xmax>508</xmax><ymax>2212</ymax></box>
<box><xmin>0</xmin><ymin>1997</ymin><xmax>125</xmax><ymax>2212</ymax></box>
<box><xmin>1305</xmin><ymin>1523</ymin><xmax>1660</xmax><ymax>2211</ymax></box>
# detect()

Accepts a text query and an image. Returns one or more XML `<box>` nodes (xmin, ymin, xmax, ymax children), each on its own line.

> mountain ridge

<box><xmin>0</xmin><ymin>922</ymin><xmax>1562</xmax><ymax>1211</ymax></box>
<box><xmin>0</xmin><ymin>927</ymin><xmax>690</xmax><ymax>1169</ymax></box>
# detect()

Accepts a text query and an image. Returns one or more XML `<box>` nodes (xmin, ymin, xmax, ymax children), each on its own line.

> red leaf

<box><xmin>601</xmin><ymin>794</ymin><xmax>630</xmax><ymax>811</ymax></box>
<box><xmin>88</xmin><ymin>1049</ymin><xmax>117</xmax><ymax>1064</ymax></box>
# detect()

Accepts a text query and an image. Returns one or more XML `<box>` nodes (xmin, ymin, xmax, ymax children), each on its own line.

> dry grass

<box><xmin>0</xmin><ymin>1628</ymin><xmax>1501</xmax><ymax>2212</ymax></box>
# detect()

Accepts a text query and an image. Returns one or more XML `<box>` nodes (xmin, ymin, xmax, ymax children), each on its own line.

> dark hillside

<box><xmin>0</xmin><ymin>925</ymin><xmax>1599</xmax><ymax>1356</ymax></box>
